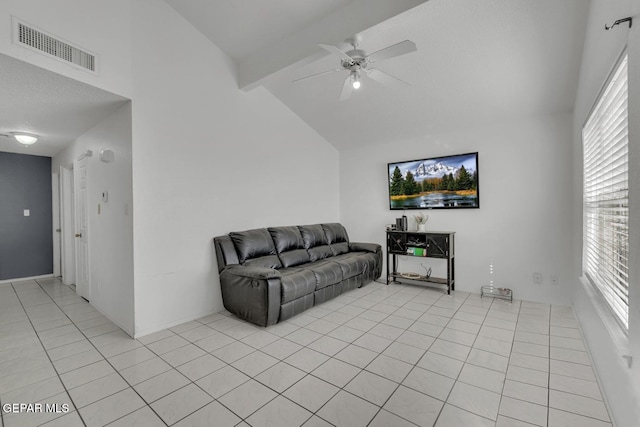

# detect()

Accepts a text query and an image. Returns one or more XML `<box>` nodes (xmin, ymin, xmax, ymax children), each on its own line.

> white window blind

<box><xmin>583</xmin><ymin>53</ymin><xmax>629</xmax><ymax>330</ymax></box>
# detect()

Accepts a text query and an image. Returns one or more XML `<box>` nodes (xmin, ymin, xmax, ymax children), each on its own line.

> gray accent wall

<box><xmin>0</xmin><ymin>152</ymin><xmax>53</xmax><ymax>280</ymax></box>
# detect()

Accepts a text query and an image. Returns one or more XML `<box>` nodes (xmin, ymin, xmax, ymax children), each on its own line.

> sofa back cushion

<box><xmin>299</xmin><ymin>224</ymin><xmax>333</xmax><ymax>262</ymax></box>
<box><xmin>268</xmin><ymin>226</ymin><xmax>311</xmax><ymax>268</ymax></box>
<box><xmin>230</xmin><ymin>228</ymin><xmax>282</xmax><ymax>269</ymax></box>
<box><xmin>322</xmin><ymin>223</ymin><xmax>350</xmax><ymax>256</ymax></box>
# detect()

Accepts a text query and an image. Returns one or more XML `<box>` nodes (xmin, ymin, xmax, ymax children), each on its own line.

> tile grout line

<box><xmin>435</xmin><ymin>295</ymin><xmax>506</xmax><ymax>425</ymax></box>
<box><xmin>248</xmin><ymin>284</ymin><xmax>422</xmax><ymax>426</ymax></box>
<box><xmin>2</xmin><ymin>278</ymin><xmax>613</xmax><ymax>427</ymax></box>
<box><xmin>32</xmin><ymin>278</ymin><xmax>171</xmax><ymax>427</ymax></box>
<box><xmin>569</xmin><ymin>305</ymin><xmax>617</xmax><ymax>426</ymax></box>
<box><xmin>317</xmin><ymin>284</ymin><xmax>423</xmax><ymax>427</ymax></box>
<box><xmin>355</xmin><ymin>285</ymin><xmax>441</xmax><ymax>427</ymax></box>
<box><xmin>505</xmin><ymin>302</ymin><xmax>550</xmax><ymax>427</ymax></box>
<box><xmin>266</xmin><ymin>284</ymin><xmax>406</xmax><ymax>426</ymax></box>
<box><xmin>132</xmin><ymin>283</ymin><xmax>398</xmax><ymax>425</ymax></box>
<box><xmin>5</xmin><ymin>279</ymin><xmax>88</xmax><ymax>427</ymax></box>
<box><xmin>426</xmin><ymin>291</ymin><xmax>476</xmax><ymax>426</ymax></box>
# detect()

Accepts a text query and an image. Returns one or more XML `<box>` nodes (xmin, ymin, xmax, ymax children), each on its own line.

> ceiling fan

<box><xmin>294</xmin><ymin>38</ymin><xmax>417</xmax><ymax>101</ymax></box>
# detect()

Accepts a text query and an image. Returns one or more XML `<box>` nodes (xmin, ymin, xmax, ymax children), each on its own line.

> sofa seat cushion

<box><xmin>280</xmin><ymin>268</ymin><xmax>317</xmax><ymax>304</ymax></box>
<box><xmin>335</xmin><ymin>252</ymin><xmax>380</xmax><ymax>280</ymax></box>
<box><xmin>331</xmin><ymin>253</ymin><xmax>367</xmax><ymax>279</ymax></box>
<box><xmin>305</xmin><ymin>260</ymin><xmax>343</xmax><ymax>289</ymax></box>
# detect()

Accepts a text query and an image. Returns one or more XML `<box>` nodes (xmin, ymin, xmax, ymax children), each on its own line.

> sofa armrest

<box><xmin>219</xmin><ymin>266</ymin><xmax>281</xmax><ymax>327</ymax></box>
<box><xmin>349</xmin><ymin>242</ymin><xmax>381</xmax><ymax>254</ymax></box>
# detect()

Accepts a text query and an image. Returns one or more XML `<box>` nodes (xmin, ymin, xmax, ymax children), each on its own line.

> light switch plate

<box><xmin>24</xmin><ymin>209</ymin><xmax>30</xmax><ymax>216</ymax></box>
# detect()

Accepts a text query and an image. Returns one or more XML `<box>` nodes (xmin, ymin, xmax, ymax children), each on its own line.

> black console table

<box><xmin>386</xmin><ymin>231</ymin><xmax>455</xmax><ymax>294</ymax></box>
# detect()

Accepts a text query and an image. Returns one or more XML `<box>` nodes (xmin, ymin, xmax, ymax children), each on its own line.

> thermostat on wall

<box><xmin>99</xmin><ymin>149</ymin><xmax>114</xmax><ymax>163</ymax></box>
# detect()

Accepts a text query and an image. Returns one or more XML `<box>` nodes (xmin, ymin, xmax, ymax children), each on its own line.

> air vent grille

<box><xmin>16</xmin><ymin>22</ymin><xmax>96</xmax><ymax>72</ymax></box>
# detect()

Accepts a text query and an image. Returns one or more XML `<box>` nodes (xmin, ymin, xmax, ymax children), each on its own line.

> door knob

<box><xmin>75</xmin><ymin>233</ymin><xmax>82</xmax><ymax>238</ymax></box>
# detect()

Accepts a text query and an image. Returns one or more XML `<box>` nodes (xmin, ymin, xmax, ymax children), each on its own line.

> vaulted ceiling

<box><xmin>0</xmin><ymin>0</ymin><xmax>590</xmax><ymax>156</ymax></box>
<box><xmin>168</xmin><ymin>0</ymin><xmax>590</xmax><ymax>150</ymax></box>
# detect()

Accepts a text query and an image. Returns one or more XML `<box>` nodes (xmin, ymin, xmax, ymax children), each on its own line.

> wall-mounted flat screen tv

<box><xmin>388</xmin><ymin>152</ymin><xmax>479</xmax><ymax>210</ymax></box>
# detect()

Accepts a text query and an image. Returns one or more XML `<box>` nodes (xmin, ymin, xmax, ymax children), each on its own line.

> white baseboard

<box><xmin>0</xmin><ymin>273</ymin><xmax>55</xmax><ymax>285</ymax></box>
<box><xmin>133</xmin><ymin>308</ymin><xmax>220</xmax><ymax>339</ymax></box>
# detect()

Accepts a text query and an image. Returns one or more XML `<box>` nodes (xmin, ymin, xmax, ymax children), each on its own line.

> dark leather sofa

<box><xmin>213</xmin><ymin>223</ymin><xmax>382</xmax><ymax>327</ymax></box>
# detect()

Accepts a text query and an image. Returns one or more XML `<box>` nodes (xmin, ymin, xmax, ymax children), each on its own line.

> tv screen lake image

<box><xmin>388</xmin><ymin>153</ymin><xmax>479</xmax><ymax>209</ymax></box>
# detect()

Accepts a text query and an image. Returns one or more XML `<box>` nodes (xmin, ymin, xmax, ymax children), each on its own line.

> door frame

<box><xmin>52</xmin><ymin>172</ymin><xmax>61</xmax><ymax>277</ymax></box>
<box><xmin>73</xmin><ymin>153</ymin><xmax>90</xmax><ymax>300</ymax></box>
<box><xmin>60</xmin><ymin>165</ymin><xmax>75</xmax><ymax>286</ymax></box>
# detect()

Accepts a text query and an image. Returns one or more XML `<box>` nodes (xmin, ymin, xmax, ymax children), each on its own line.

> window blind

<box><xmin>582</xmin><ymin>53</ymin><xmax>629</xmax><ymax>330</ymax></box>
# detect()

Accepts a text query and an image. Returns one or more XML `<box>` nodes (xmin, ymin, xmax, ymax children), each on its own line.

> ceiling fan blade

<box><xmin>366</xmin><ymin>69</ymin><xmax>411</xmax><ymax>89</ymax></box>
<box><xmin>366</xmin><ymin>40</ymin><xmax>417</xmax><ymax>64</ymax></box>
<box><xmin>292</xmin><ymin>68</ymin><xmax>344</xmax><ymax>83</ymax></box>
<box><xmin>339</xmin><ymin>73</ymin><xmax>353</xmax><ymax>101</ymax></box>
<box><xmin>318</xmin><ymin>43</ymin><xmax>354</xmax><ymax>64</ymax></box>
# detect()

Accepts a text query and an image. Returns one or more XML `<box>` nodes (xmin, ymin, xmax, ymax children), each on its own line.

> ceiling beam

<box><xmin>237</xmin><ymin>0</ymin><xmax>429</xmax><ymax>91</ymax></box>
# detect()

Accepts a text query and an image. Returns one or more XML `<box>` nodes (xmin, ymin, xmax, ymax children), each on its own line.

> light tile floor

<box><xmin>0</xmin><ymin>277</ymin><xmax>613</xmax><ymax>427</ymax></box>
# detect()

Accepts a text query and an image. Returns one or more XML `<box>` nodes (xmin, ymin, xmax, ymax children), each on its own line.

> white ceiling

<box><xmin>170</xmin><ymin>0</ymin><xmax>590</xmax><ymax>150</ymax></box>
<box><xmin>165</xmin><ymin>0</ymin><xmax>355</xmax><ymax>62</ymax></box>
<box><xmin>0</xmin><ymin>0</ymin><xmax>590</xmax><ymax>157</ymax></box>
<box><xmin>0</xmin><ymin>54</ymin><xmax>128</xmax><ymax>158</ymax></box>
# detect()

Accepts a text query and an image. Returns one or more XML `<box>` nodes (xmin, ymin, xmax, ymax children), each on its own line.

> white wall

<box><xmin>53</xmin><ymin>103</ymin><xmax>134</xmax><ymax>336</ymax></box>
<box><xmin>0</xmin><ymin>0</ymin><xmax>340</xmax><ymax>337</ymax></box>
<box><xmin>340</xmin><ymin>113</ymin><xmax>574</xmax><ymax>305</ymax></box>
<box><xmin>0</xmin><ymin>1</ymin><xmax>135</xmax><ymax>333</ymax></box>
<box><xmin>130</xmin><ymin>0</ymin><xmax>340</xmax><ymax>336</ymax></box>
<box><xmin>571</xmin><ymin>0</ymin><xmax>640</xmax><ymax>425</ymax></box>
<box><xmin>0</xmin><ymin>0</ymin><xmax>133</xmax><ymax>98</ymax></box>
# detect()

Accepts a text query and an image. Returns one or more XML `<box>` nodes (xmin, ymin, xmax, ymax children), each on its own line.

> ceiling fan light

<box><xmin>11</xmin><ymin>132</ymin><xmax>38</xmax><ymax>146</ymax></box>
<box><xmin>352</xmin><ymin>73</ymin><xmax>361</xmax><ymax>90</ymax></box>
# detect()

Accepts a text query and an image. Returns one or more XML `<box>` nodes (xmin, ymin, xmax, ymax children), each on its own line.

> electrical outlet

<box><xmin>533</xmin><ymin>272</ymin><xmax>543</xmax><ymax>284</ymax></box>
<box><xmin>551</xmin><ymin>275</ymin><xmax>558</xmax><ymax>286</ymax></box>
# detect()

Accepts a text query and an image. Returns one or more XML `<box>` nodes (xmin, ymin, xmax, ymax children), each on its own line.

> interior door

<box><xmin>74</xmin><ymin>156</ymin><xmax>90</xmax><ymax>300</ymax></box>
<box><xmin>52</xmin><ymin>172</ymin><xmax>61</xmax><ymax>277</ymax></box>
<box><xmin>61</xmin><ymin>166</ymin><xmax>75</xmax><ymax>286</ymax></box>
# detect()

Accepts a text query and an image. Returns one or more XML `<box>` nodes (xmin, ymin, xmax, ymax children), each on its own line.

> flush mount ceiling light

<box><xmin>11</xmin><ymin>132</ymin><xmax>39</xmax><ymax>146</ymax></box>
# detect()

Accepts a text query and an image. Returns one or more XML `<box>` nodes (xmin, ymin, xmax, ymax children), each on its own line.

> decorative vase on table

<box><xmin>414</xmin><ymin>213</ymin><xmax>429</xmax><ymax>232</ymax></box>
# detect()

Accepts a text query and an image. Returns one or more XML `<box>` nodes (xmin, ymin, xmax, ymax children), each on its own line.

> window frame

<box><xmin>582</xmin><ymin>49</ymin><xmax>630</xmax><ymax>332</ymax></box>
